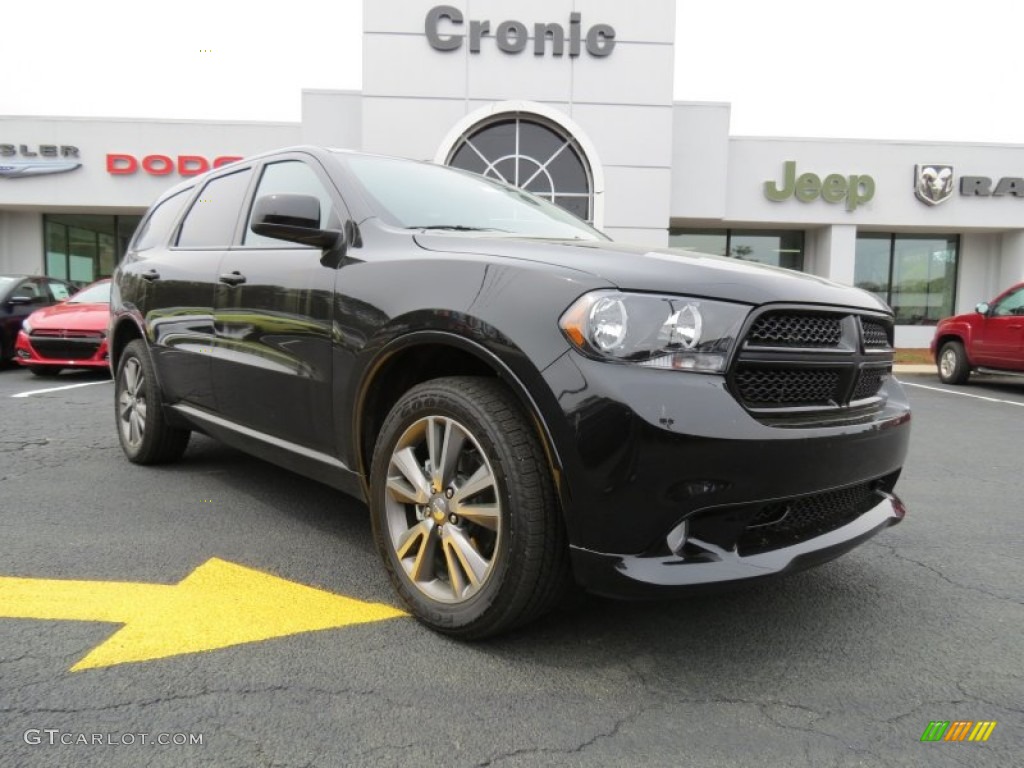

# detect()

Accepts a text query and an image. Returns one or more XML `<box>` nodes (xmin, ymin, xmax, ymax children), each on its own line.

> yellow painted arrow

<box><xmin>0</xmin><ymin>558</ymin><xmax>407</xmax><ymax>671</ymax></box>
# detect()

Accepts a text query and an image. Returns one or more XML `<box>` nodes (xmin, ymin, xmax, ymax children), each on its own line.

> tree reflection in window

<box><xmin>447</xmin><ymin>115</ymin><xmax>594</xmax><ymax>223</ymax></box>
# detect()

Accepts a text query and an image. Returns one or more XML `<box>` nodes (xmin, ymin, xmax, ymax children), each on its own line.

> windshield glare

<box><xmin>336</xmin><ymin>153</ymin><xmax>605</xmax><ymax>241</ymax></box>
<box><xmin>69</xmin><ymin>282</ymin><xmax>111</xmax><ymax>304</ymax></box>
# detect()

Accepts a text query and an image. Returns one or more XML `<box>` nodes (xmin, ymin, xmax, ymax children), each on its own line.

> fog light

<box><xmin>16</xmin><ymin>350</ymin><xmax>29</xmax><ymax>358</ymax></box>
<box><xmin>666</xmin><ymin>520</ymin><xmax>688</xmax><ymax>555</ymax></box>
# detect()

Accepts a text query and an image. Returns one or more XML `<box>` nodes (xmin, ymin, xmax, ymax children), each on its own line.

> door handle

<box><xmin>141</xmin><ymin>269</ymin><xmax>160</xmax><ymax>282</ymax></box>
<box><xmin>219</xmin><ymin>271</ymin><xmax>247</xmax><ymax>286</ymax></box>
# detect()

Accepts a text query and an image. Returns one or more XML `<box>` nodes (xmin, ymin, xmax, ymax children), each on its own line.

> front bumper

<box><xmin>14</xmin><ymin>329</ymin><xmax>109</xmax><ymax>369</ymax></box>
<box><xmin>570</xmin><ymin>491</ymin><xmax>905</xmax><ymax>598</ymax></box>
<box><xmin>538</xmin><ymin>350</ymin><xmax>911</xmax><ymax>591</ymax></box>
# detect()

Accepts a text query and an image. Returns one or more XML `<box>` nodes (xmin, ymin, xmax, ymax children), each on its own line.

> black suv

<box><xmin>111</xmin><ymin>147</ymin><xmax>911</xmax><ymax>637</ymax></box>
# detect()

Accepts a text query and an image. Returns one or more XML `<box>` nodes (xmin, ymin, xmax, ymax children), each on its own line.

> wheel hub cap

<box><xmin>429</xmin><ymin>496</ymin><xmax>448</xmax><ymax>524</ymax></box>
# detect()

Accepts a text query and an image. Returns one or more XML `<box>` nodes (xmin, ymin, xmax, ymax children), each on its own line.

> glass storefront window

<box><xmin>669</xmin><ymin>228</ymin><xmax>805</xmax><ymax>270</ymax></box>
<box><xmin>669</xmin><ymin>229</ymin><xmax>727</xmax><ymax>257</ymax></box>
<box><xmin>43</xmin><ymin>214</ymin><xmax>142</xmax><ymax>285</ymax></box>
<box><xmin>45</xmin><ymin>220</ymin><xmax>68</xmax><ymax>279</ymax></box>
<box><xmin>855</xmin><ymin>233</ymin><xmax>959</xmax><ymax>325</ymax></box>
<box><xmin>69</xmin><ymin>227</ymin><xmax>97</xmax><ymax>283</ymax></box>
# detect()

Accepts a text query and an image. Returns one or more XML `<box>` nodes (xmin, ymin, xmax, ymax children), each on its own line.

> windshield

<box><xmin>68</xmin><ymin>281</ymin><xmax>111</xmax><ymax>304</ymax></box>
<box><xmin>336</xmin><ymin>153</ymin><xmax>606</xmax><ymax>241</ymax></box>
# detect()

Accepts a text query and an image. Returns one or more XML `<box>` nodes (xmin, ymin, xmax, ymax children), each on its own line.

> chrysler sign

<box><xmin>0</xmin><ymin>143</ymin><xmax>81</xmax><ymax>179</ymax></box>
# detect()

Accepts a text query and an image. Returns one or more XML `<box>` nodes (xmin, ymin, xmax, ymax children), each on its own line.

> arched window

<box><xmin>446</xmin><ymin>114</ymin><xmax>594</xmax><ymax>223</ymax></box>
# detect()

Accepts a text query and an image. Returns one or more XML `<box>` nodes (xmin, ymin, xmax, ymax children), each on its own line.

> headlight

<box><xmin>559</xmin><ymin>291</ymin><xmax>750</xmax><ymax>373</ymax></box>
<box><xmin>21</xmin><ymin>318</ymin><xmax>33</xmax><ymax>334</ymax></box>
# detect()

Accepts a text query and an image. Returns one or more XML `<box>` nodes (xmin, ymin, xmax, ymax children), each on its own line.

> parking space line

<box><xmin>11</xmin><ymin>380</ymin><xmax>111</xmax><ymax>398</ymax></box>
<box><xmin>901</xmin><ymin>380</ymin><xmax>1024</xmax><ymax>408</ymax></box>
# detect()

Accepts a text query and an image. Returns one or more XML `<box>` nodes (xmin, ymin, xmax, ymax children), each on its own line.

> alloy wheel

<box><xmin>383</xmin><ymin>415</ymin><xmax>502</xmax><ymax>604</ymax></box>
<box><xmin>118</xmin><ymin>357</ymin><xmax>147</xmax><ymax>450</ymax></box>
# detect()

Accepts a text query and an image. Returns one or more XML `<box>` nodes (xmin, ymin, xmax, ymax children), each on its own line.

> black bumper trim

<box><xmin>570</xmin><ymin>492</ymin><xmax>906</xmax><ymax>599</ymax></box>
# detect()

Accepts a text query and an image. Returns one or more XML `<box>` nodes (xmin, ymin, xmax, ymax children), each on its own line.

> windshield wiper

<box><xmin>408</xmin><ymin>225</ymin><xmax>509</xmax><ymax>232</ymax></box>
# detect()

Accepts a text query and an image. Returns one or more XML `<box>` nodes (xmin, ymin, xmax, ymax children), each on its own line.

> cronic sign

<box><xmin>425</xmin><ymin>5</ymin><xmax>616</xmax><ymax>57</ymax></box>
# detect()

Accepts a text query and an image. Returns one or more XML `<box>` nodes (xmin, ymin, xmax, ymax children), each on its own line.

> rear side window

<box><xmin>176</xmin><ymin>169</ymin><xmax>253</xmax><ymax>248</ymax></box>
<box><xmin>134</xmin><ymin>188</ymin><xmax>193</xmax><ymax>251</ymax></box>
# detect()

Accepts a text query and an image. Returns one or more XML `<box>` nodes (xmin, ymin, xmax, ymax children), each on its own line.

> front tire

<box><xmin>370</xmin><ymin>377</ymin><xmax>569</xmax><ymax>638</ymax></box>
<box><xmin>938</xmin><ymin>340</ymin><xmax>970</xmax><ymax>384</ymax></box>
<box><xmin>115</xmin><ymin>339</ymin><xmax>190</xmax><ymax>463</ymax></box>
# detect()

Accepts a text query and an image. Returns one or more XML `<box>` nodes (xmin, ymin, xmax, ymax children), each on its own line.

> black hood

<box><xmin>413</xmin><ymin>234</ymin><xmax>890</xmax><ymax>312</ymax></box>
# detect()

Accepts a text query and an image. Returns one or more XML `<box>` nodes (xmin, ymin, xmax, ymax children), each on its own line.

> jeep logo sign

<box><xmin>425</xmin><ymin>5</ymin><xmax>616</xmax><ymax>57</ymax></box>
<box><xmin>764</xmin><ymin>161</ymin><xmax>875</xmax><ymax>212</ymax></box>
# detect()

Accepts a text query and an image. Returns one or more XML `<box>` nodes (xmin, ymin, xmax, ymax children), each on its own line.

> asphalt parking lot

<box><xmin>1</xmin><ymin>365</ymin><xmax>1021</xmax><ymax>767</ymax></box>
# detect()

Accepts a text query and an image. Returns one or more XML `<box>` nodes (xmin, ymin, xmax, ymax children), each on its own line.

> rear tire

<box><xmin>369</xmin><ymin>376</ymin><xmax>570</xmax><ymax>639</ymax></box>
<box><xmin>937</xmin><ymin>340</ymin><xmax>970</xmax><ymax>385</ymax></box>
<box><xmin>115</xmin><ymin>339</ymin><xmax>190</xmax><ymax>464</ymax></box>
<box><xmin>30</xmin><ymin>366</ymin><xmax>62</xmax><ymax>377</ymax></box>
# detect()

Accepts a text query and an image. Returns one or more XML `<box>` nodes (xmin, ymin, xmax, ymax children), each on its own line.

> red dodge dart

<box><xmin>14</xmin><ymin>279</ymin><xmax>111</xmax><ymax>376</ymax></box>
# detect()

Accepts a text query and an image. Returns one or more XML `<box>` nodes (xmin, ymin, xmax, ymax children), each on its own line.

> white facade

<box><xmin>2</xmin><ymin>0</ymin><xmax>1023</xmax><ymax>347</ymax></box>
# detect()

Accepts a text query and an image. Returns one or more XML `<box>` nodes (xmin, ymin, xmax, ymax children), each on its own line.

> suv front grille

<box><xmin>852</xmin><ymin>367</ymin><xmax>890</xmax><ymax>401</ymax></box>
<box><xmin>734</xmin><ymin>368</ymin><xmax>840</xmax><ymax>406</ymax></box>
<box><xmin>730</xmin><ymin>308</ymin><xmax>894</xmax><ymax>417</ymax></box>
<box><xmin>746</xmin><ymin>313</ymin><xmax>843</xmax><ymax>348</ymax></box>
<box><xmin>861</xmin><ymin>320</ymin><xmax>891</xmax><ymax>349</ymax></box>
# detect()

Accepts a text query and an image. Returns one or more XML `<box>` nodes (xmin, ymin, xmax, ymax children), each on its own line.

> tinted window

<box><xmin>134</xmin><ymin>188</ymin><xmax>193</xmax><ymax>251</ymax></box>
<box><xmin>11</xmin><ymin>280</ymin><xmax>42</xmax><ymax>300</ymax></box>
<box><xmin>993</xmin><ymin>286</ymin><xmax>1024</xmax><ymax>317</ymax></box>
<box><xmin>176</xmin><ymin>170</ymin><xmax>252</xmax><ymax>248</ymax></box>
<box><xmin>244</xmin><ymin>161</ymin><xmax>339</xmax><ymax>247</ymax></box>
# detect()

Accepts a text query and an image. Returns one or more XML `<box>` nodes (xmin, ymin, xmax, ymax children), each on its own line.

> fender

<box><xmin>352</xmin><ymin>329</ymin><xmax>569</xmax><ymax>510</ymax></box>
<box><xmin>933</xmin><ymin>320</ymin><xmax>974</xmax><ymax>364</ymax></box>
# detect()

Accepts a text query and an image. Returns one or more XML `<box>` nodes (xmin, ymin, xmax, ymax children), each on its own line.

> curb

<box><xmin>893</xmin><ymin>364</ymin><xmax>934</xmax><ymax>374</ymax></box>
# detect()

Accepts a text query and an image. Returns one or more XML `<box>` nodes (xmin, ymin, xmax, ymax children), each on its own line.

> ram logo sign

<box><xmin>914</xmin><ymin>164</ymin><xmax>955</xmax><ymax>206</ymax></box>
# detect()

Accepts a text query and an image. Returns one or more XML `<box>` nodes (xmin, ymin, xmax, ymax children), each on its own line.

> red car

<box><xmin>931</xmin><ymin>281</ymin><xmax>1024</xmax><ymax>384</ymax></box>
<box><xmin>14</xmin><ymin>279</ymin><xmax>111</xmax><ymax>376</ymax></box>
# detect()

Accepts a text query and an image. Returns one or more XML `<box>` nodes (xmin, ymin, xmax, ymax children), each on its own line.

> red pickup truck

<box><xmin>931</xmin><ymin>282</ymin><xmax>1024</xmax><ymax>384</ymax></box>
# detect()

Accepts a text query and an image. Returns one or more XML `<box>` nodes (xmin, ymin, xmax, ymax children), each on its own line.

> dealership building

<box><xmin>3</xmin><ymin>0</ymin><xmax>1024</xmax><ymax>348</ymax></box>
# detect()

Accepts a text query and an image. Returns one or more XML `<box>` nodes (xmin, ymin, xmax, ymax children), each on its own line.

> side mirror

<box><xmin>975</xmin><ymin>302</ymin><xmax>990</xmax><ymax>315</ymax></box>
<box><xmin>250</xmin><ymin>194</ymin><xmax>343</xmax><ymax>250</ymax></box>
